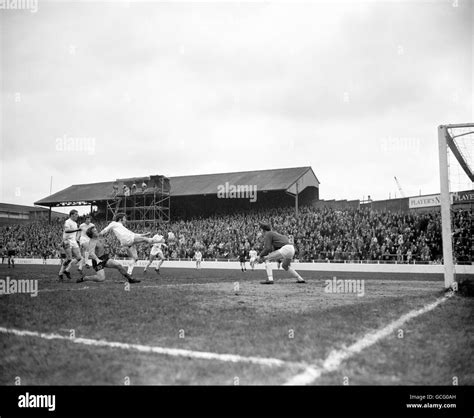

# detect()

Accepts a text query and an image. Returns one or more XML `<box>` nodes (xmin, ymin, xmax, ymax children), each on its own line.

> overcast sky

<box><xmin>1</xmin><ymin>0</ymin><xmax>472</xmax><ymax>211</ymax></box>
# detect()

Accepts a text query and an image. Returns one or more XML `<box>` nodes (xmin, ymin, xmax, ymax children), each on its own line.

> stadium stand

<box><xmin>1</xmin><ymin>206</ymin><xmax>471</xmax><ymax>264</ymax></box>
<box><xmin>34</xmin><ymin>167</ymin><xmax>320</xmax><ymax>219</ymax></box>
<box><xmin>5</xmin><ymin>167</ymin><xmax>471</xmax><ymax>264</ymax></box>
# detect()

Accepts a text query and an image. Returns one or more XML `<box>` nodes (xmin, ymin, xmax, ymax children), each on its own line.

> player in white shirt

<box><xmin>58</xmin><ymin>209</ymin><xmax>84</xmax><ymax>281</ymax></box>
<box><xmin>100</xmin><ymin>213</ymin><xmax>162</xmax><ymax>276</ymax></box>
<box><xmin>77</xmin><ymin>226</ymin><xmax>140</xmax><ymax>284</ymax></box>
<box><xmin>78</xmin><ymin>215</ymin><xmax>94</xmax><ymax>270</ymax></box>
<box><xmin>143</xmin><ymin>230</ymin><xmax>167</xmax><ymax>275</ymax></box>
<box><xmin>249</xmin><ymin>249</ymin><xmax>258</xmax><ymax>271</ymax></box>
<box><xmin>194</xmin><ymin>250</ymin><xmax>202</xmax><ymax>269</ymax></box>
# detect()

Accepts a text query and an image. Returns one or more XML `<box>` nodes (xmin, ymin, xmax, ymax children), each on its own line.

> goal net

<box><xmin>438</xmin><ymin>124</ymin><xmax>474</xmax><ymax>290</ymax></box>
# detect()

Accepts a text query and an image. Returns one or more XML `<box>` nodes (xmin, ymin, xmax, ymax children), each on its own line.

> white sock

<box><xmin>265</xmin><ymin>262</ymin><xmax>273</xmax><ymax>281</ymax></box>
<box><xmin>128</xmin><ymin>260</ymin><xmax>136</xmax><ymax>275</ymax></box>
<box><xmin>288</xmin><ymin>267</ymin><xmax>304</xmax><ymax>281</ymax></box>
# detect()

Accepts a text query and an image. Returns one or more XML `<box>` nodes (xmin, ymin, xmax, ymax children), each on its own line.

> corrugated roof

<box><xmin>43</xmin><ymin>181</ymin><xmax>117</xmax><ymax>203</ymax></box>
<box><xmin>35</xmin><ymin>167</ymin><xmax>317</xmax><ymax>206</ymax></box>
<box><xmin>170</xmin><ymin>167</ymin><xmax>313</xmax><ymax>196</ymax></box>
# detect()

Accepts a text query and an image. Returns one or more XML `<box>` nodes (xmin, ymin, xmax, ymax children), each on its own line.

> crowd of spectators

<box><xmin>0</xmin><ymin>206</ymin><xmax>472</xmax><ymax>264</ymax></box>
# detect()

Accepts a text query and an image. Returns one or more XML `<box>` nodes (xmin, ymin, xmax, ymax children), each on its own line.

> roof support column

<box><xmin>295</xmin><ymin>181</ymin><xmax>299</xmax><ymax>217</ymax></box>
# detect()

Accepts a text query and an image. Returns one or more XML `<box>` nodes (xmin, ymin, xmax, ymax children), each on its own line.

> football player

<box><xmin>194</xmin><ymin>250</ymin><xmax>202</xmax><ymax>269</ymax></box>
<box><xmin>6</xmin><ymin>239</ymin><xmax>17</xmax><ymax>268</ymax></box>
<box><xmin>249</xmin><ymin>248</ymin><xmax>258</xmax><ymax>271</ymax></box>
<box><xmin>144</xmin><ymin>229</ymin><xmax>167</xmax><ymax>275</ymax></box>
<box><xmin>257</xmin><ymin>222</ymin><xmax>305</xmax><ymax>285</ymax></box>
<box><xmin>77</xmin><ymin>226</ymin><xmax>140</xmax><ymax>283</ymax></box>
<box><xmin>0</xmin><ymin>245</ymin><xmax>5</xmax><ymax>264</ymax></box>
<box><xmin>58</xmin><ymin>209</ymin><xmax>83</xmax><ymax>280</ymax></box>
<box><xmin>238</xmin><ymin>248</ymin><xmax>247</xmax><ymax>272</ymax></box>
<box><xmin>100</xmin><ymin>213</ymin><xmax>163</xmax><ymax>277</ymax></box>
<box><xmin>78</xmin><ymin>215</ymin><xmax>94</xmax><ymax>270</ymax></box>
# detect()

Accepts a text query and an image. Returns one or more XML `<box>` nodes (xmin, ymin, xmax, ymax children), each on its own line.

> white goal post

<box><xmin>438</xmin><ymin>123</ymin><xmax>474</xmax><ymax>290</ymax></box>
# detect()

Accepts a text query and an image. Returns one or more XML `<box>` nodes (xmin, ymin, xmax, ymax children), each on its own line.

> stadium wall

<box><xmin>11</xmin><ymin>258</ymin><xmax>474</xmax><ymax>275</ymax></box>
<box><xmin>361</xmin><ymin>197</ymin><xmax>409</xmax><ymax>212</ymax></box>
<box><xmin>360</xmin><ymin>189</ymin><xmax>474</xmax><ymax>214</ymax></box>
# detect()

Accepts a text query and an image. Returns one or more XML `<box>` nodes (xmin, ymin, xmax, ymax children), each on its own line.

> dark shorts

<box><xmin>239</xmin><ymin>256</ymin><xmax>246</xmax><ymax>262</ymax></box>
<box><xmin>281</xmin><ymin>258</ymin><xmax>291</xmax><ymax>269</ymax></box>
<box><xmin>92</xmin><ymin>254</ymin><xmax>109</xmax><ymax>271</ymax></box>
<box><xmin>7</xmin><ymin>250</ymin><xmax>16</xmax><ymax>257</ymax></box>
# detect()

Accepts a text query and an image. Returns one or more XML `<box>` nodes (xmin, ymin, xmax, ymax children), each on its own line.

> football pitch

<box><xmin>1</xmin><ymin>264</ymin><xmax>473</xmax><ymax>386</ymax></box>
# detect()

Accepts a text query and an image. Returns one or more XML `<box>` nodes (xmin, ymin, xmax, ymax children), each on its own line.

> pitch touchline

<box><xmin>0</xmin><ymin>326</ymin><xmax>306</xmax><ymax>369</ymax></box>
<box><xmin>284</xmin><ymin>292</ymin><xmax>454</xmax><ymax>385</ymax></box>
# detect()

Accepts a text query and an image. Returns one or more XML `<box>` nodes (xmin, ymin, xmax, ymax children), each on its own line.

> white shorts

<box><xmin>150</xmin><ymin>248</ymin><xmax>164</xmax><ymax>257</ymax></box>
<box><xmin>278</xmin><ymin>244</ymin><xmax>295</xmax><ymax>259</ymax></box>
<box><xmin>250</xmin><ymin>257</ymin><xmax>257</xmax><ymax>263</ymax></box>
<box><xmin>266</xmin><ymin>244</ymin><xmax>294</xmax><ymax>261</ymax></box>
<box><xmin>67</xmin><ymin>239</ymin><xmax>79</xmax><ymax>249</ymax></box>
<box><xmin>79</xmin><ymin>236</ymin><xmax>90</xmax><ymax>247</ymax></box>
<box><xmin>119</xmin><ymin>233</ymin><xmax>136</xmax><ymax>247</ymax></box>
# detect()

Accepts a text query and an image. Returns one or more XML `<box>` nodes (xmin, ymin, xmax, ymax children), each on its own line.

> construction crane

<box><xmin>394</xmin><ymin>176</ymin><xmax>406</xmax><ymax>198</ymax></box>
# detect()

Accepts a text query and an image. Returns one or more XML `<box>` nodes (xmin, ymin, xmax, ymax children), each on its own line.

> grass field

<box><xmin>0</xmin><ymin>263</ymin><xmax>473</xmax><ymax>385</ymax></box>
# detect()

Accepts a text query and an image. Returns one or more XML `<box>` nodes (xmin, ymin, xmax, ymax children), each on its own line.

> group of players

<box><xmin>0</xmin><ymin>239</ymin><xmax>17</xmax><ymax>268</ymax></box>
<box><xmin>56</xmin><ymin>210</ymin><xmax>305</xmax><ymax>285</ymax></box>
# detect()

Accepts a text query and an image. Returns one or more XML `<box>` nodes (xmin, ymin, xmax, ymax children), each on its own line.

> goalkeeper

<box><xmin>257</xmin><ymin>222</ymin><xmax>306</xmax><ymax>285</ymax></box>
<box><xmin>77</xmin><ymin>226</ymin><xmax>140</xmax><ymax>284</ymax></box>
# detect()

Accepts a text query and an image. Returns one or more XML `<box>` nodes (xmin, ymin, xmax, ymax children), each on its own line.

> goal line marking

<box><xmin>284</xmin><ymin>292</ymin><xmax>454</xmax><ymax>385</ymax></box>
<box><xmin>0</xmin><ymin>326</ymin><xmax>303</xmax><ymax>369</ymax></box>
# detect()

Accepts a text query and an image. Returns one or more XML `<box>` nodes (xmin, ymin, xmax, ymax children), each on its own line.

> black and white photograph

<box><xmin>0</xmin><ymin>0</ymin><xmax>473</xmax><ymax>416</ymax></box>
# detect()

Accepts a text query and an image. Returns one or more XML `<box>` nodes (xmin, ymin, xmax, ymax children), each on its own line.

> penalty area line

<box><xmin>284</xmin><ymin>292</ymin><xmax>454</xmax><ymax>385</ymax></box>
<box><xmin>0</xmin><ymin>326</ymin><xmax>300</xmax><ymax>369</ymax></box>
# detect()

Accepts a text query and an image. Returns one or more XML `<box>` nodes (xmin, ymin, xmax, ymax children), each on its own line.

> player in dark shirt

<box><xmin>6</xmin><ymin>240</ymin><xmax>17</xmax><ymax>268</ymax></box>
<box><xmin>257</xmin><ymin>223</ymin><xmax>305</xmax><ymax>285</ymax></box>
<box><xmin>76</xmin><ymin>226</ymin><xmax>140</xmax><ymax>284</ymax></box>
<box><xmin>238</xmin><ymin>249</ymin><xmax>247</xmax><ymax>272</ymax></box>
